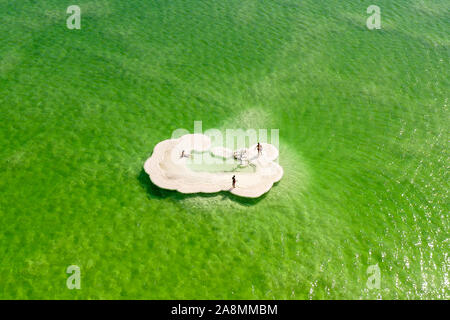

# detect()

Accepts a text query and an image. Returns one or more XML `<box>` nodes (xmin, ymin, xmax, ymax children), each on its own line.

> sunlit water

<box><xmin>0</xmin><ymin>0</ymin><xmax>448</xmax><ymax>299</ymax></box>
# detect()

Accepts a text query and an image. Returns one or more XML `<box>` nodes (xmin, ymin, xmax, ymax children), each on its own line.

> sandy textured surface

<box><xmin>144</xmin><ymin>134</ymin><xmax>283</xmax><ymax>198</ymax></box>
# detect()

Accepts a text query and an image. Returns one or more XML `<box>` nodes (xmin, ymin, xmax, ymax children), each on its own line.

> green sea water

<box><xmin>0</xmin><ymin>0</ymin><xmax>448</xmax><ymax>299</ymax></box>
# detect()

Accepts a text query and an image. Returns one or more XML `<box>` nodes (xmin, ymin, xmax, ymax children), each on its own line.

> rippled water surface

<box><xmin>0</xmin><ymin>0</ymin><xmax>448</xmax><ymax>299</ymax></box>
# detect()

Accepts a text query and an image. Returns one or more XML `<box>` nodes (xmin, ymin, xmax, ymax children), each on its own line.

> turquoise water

<box><xmin>187</xmin><ymin>152</ymin><xmax>256</xmax><ymax>173</ymax></box>
<box><xmin>0</xmin><ymin>0</ymin><xmax>448</xmax><ymax>299</ymax></box>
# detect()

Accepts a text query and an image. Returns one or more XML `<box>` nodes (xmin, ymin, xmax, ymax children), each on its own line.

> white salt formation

<box><xmin>143</xmin><ymin>134</ymin><xmax>283</xmax><ymax>198</ymax></box>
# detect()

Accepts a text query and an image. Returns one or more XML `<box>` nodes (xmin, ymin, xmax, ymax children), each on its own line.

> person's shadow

<box><xmin>137</xmin><ymin>169</ymin><xmax>267</xmax><ymax>206</ymax></box>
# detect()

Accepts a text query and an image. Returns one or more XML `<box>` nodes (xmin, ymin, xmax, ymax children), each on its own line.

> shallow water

<box><xmin>0</xmin><ymin>0</ymin><xmax>448</xmax><ymax>299</ymax></box>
